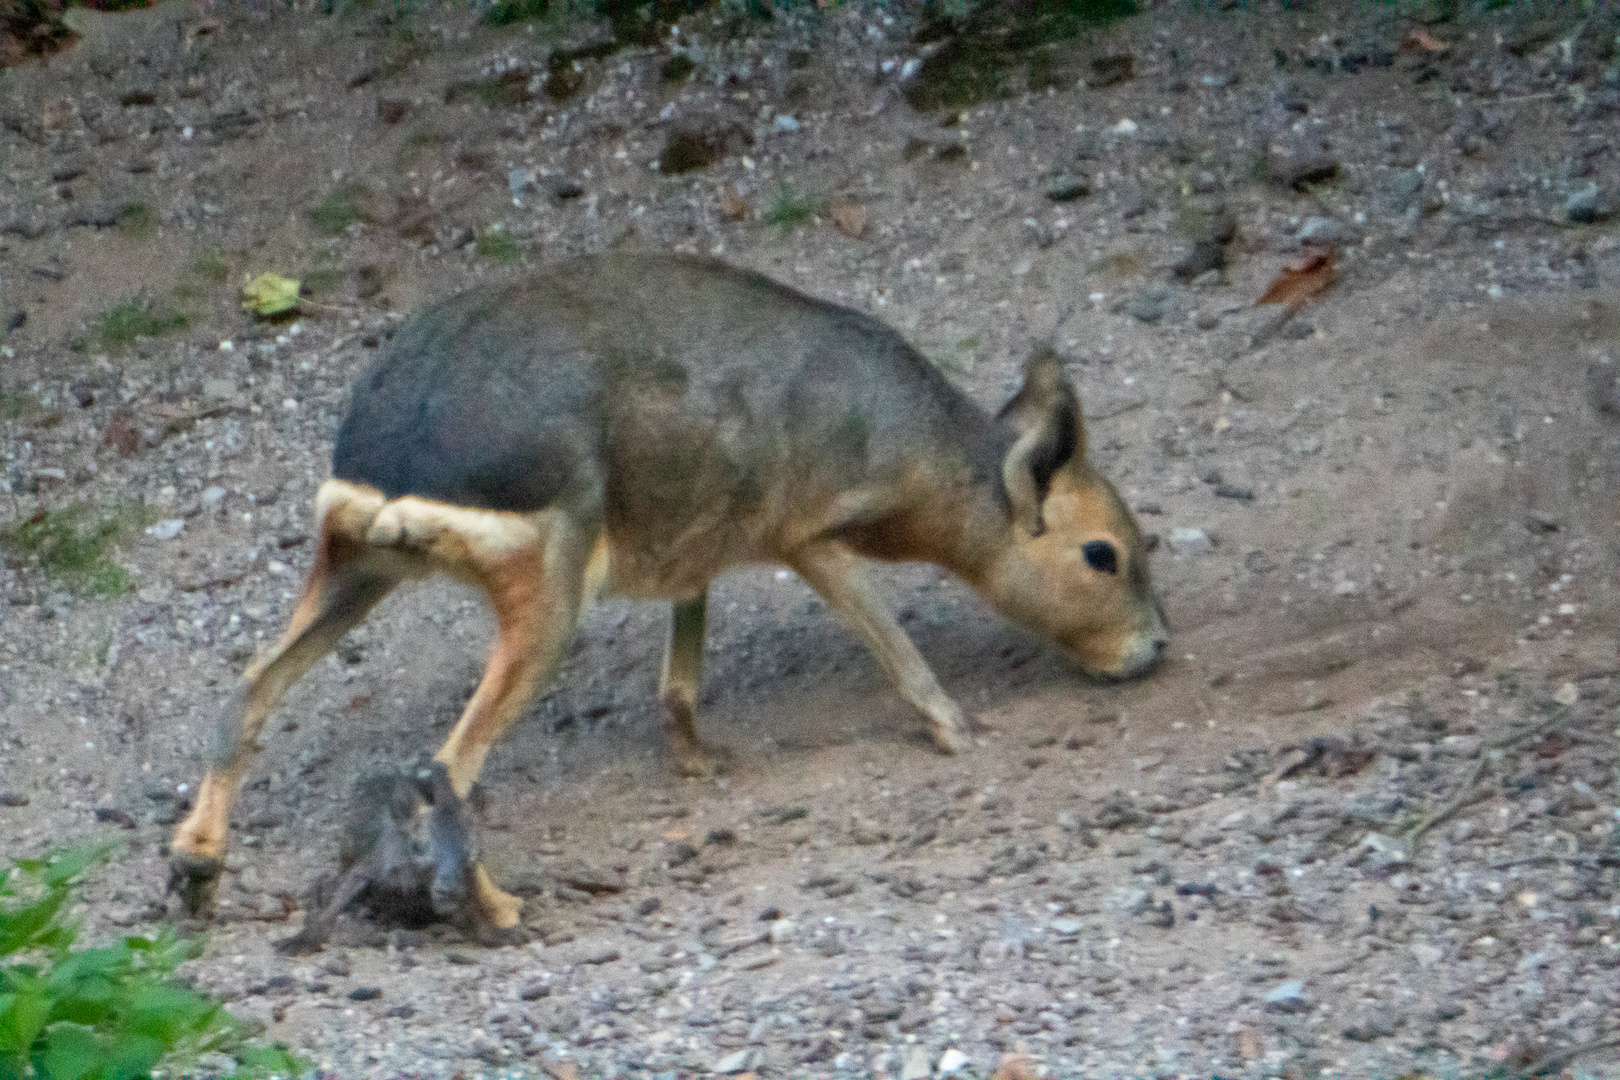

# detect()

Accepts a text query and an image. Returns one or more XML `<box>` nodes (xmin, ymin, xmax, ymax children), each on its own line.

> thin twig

<box><xmin>1406</xmin><ymin>705</ymin><xmax>1572</xmax><ymax>852</ymax></box>
<box><xmin>1520</xmin><ymin>1033</ymin><xmax>1620</xmax><ymax>1078</ymax></box>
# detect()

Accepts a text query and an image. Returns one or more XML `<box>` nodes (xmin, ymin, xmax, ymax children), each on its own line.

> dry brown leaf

<box><xmin>660</xmin><ymin>826</ymin><xmax>692</xmax><ymax>843</ymax></box>
<box><xmin>992</xmin><ymin>1053</ymin><xmax>1042</xmax><ymax>1080</ymax></box>
<box><xmin>719</xmin><ymin>188</ymin><xmax>749</xmax><ymax>222</ymax></box>
<box><xmin>102</xmin><ymin>412</ymin><xmax>140</xmax><ymax>458</ymax></box>
<box><xmin>1256</xmin><ymin>249</ymin><xmax>1335</xmax><ymax>311</ymax></box>
<box><xmin>1401</xmin><ymin>28</ymin><xmax>1449</xmax><ymax>54</ymax></box>
<box><xmin>830</xmin><ymin>199</ymin><xmax>867</xmax><ymax>240</ymax></box>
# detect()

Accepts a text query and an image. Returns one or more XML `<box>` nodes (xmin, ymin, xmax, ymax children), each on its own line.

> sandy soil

<box><xmin>1</xmin><ymin>2</ymin><xmax>1617</xmax><ymax>1077</ymax></box>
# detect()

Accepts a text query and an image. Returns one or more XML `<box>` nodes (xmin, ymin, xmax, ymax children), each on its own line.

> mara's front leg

<box><xmin>788</xmin><ymin>542</ymin><xmax>972</xmax><ymax>755</ymax></box>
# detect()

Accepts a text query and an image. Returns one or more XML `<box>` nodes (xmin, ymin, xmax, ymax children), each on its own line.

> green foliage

<box><xmin>0</xmin><ymin>846</ymin><xmax>303</xmax><ymax>1080</ymax></box>
<box><xmin>377</xmin><ymin>15</ymin><xmax>433</xmax><ymax>77</ymax></box>
<box><xmin>114</xmin><ymin>203</ymin><xmax>154</xmax><ymax>238</ymax></box>
<box><xmin>763</xmin><ymin>184</ymin><xmax>826</xmax><ymax>229</ymax></box>
<box><xmin>93</xmin><ymin>299</ymin><xmax>187</xmax><ymax>352</ymax></box>
<box><xmin>482</xmin><ymin>0</ymin><xmax>549</xmax><ymax>26</ymax></box>
<box><xmin>0</xmin><ymin>500</ymin><xmax>146</xmax><ymax>598</ymax></box>
<box><xmin>0</xmin><ymin>388</ymin><xmax>40</xmax><ymax>423</ymax></box>
<box><xmin>186</xmin><ymin>251</ymin><xmax>232</xmax><ymax>286</ymax></box>
<box><xmin>308</xmin><ymin>188</ymin><xmax>360</xmax><ymax>236</ymax></box>
<box><xmin>474</xmin><ymin>227</ymin><xmax>523</xmax><ymax>263</ymax></box>
<box><xmin>906</xmin><ymin>0</ymin><xmax>1139</xmax><ymax>112</ymax></box>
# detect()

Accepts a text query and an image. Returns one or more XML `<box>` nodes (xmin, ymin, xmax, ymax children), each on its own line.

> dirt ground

<box><xmin>2</xmin><ymin>2</ymin><xmax>1618</xmax><ymax>1077</ymax></box>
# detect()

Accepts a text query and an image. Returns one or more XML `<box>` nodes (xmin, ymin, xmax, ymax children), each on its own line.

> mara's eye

<box><xmin>1081</xmin><ymin>540</ymin><xmax>1118</xmax><ymax>575</ymax></box>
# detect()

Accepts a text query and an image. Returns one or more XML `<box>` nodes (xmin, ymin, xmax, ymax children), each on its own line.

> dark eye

<box><xmin>1081</xmin><ymin>540</ymin><xmax>1118</xmax><ymax>574</ymax></box>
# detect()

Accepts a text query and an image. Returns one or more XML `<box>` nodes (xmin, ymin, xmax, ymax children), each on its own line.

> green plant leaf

<box><xmin>40</xmin><ymin>1021</ymin><xmax>101</xmax><ymax>1080</ymax></box>
<box><xmin>240</xmin><ymin>273</ymin><xmax>302</xmax><ymax>318</ymax></box>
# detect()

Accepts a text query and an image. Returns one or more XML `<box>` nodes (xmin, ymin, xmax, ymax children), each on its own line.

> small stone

<box><xmin>0</xmin><ymin>792</ymin><xmax>28</xmax><ymax>807</ymax></box>
<box><xmin>1343</xmin><ymin>1010</ymin><xmax>1398</xmax><ymax>1041</ymax></box>
<box><xmin>201</xmin><ymin>486</ymin><xmax>227</xmax><ymax>508</ymax></box>
<box><xmin>1566</xmin><ymin>181</ymin><xmax>1612</xmax><ymax>224</ymax></box>
<box><xmin>1553</xmin><ymin>682</ymin><xmax>1579</xmax><ymax>706</ymax></box>
<box><xmin>1172</xmin><ymin>240</ymin><xmax>1226</xmax><ymax>282</ymax></box>
<box><xmin>549</xmin><ymin>176</ymin><xmax>585</xmax><ymax>200</ymax></box>
<box><xmin>713</xmin><ymin>1049</ymin><xmax>752</xmax><ymax>1074</ymax></box>
<box><xmin>1381</xmin><ymin>168</ymin><xmax>1425</xmax><ymax>214</ymax></box>
<box><xmin>1357</xmin><ymin>832</ymin><xmax>1409</xmax><ymax>876</ymax></box>
<box><xmin>519</xmin><ymin>981</ymin><xmax>551</xmax><ymax>1001</ymax></box>
<box><xmin>938</xmin><ymin>1048</ymin><xmax>970</xmax><ymax>1075</ymax></box>
<box><xmin>1263</xmin><ymin>980</ymin><xmax>1311</xmax><ymax>1014</ymax></box>
<box><xmin>1194</xmin><ymin>310</ymin><xmax>1221</xmax><ymax>330</ymax></box>
<box><xmin>1297</xmin><ymin>216</ymin><xmax>1348</xmax><ymax>245</ymax></box>
<box><xmin>201</xmin><ymin>378</ymin><xmax>236</xmax><ymax>404</ymax></box>
<box><xmin>1167</xmin><ymin>527</ymin><xmax>1213</xmax><ymax>557</ymax></box>
<box><xmin>1126</xmin><ymin>288</ymin><xmax>1167</xmax><ymax>323</ymax></box>
<box><xmin>900</xmin><ymin>1044</ymin><xmax>931</xmax><ymax>1080</ymax></box>
<box><xmin>146</xmin><ymin>519</ymin><xmax>185</xmax><ymax>541</ymax></box>
<box><xmin>771</xmin><ymin>113</ymin><xmax>799</xmax><ymax>133</ymax></box>
<box><xmin>1269</xmin><ymin>147</ymin><xmax>1339</xmax><ymax>190</ymax></box>
<box><xmin>93</xmin><ymin>807</ymin><xmax>137</xmax><ymax>829</ymax></box>
<box><xmin>348</xmin><ymin>986</ymin><xmax>382</xmax><ymax>1001</ymax></box>
<box><xmin>1045</xmin><ymin>171</ymin><xmax>1091</xmax><ymax>202</ymax></box>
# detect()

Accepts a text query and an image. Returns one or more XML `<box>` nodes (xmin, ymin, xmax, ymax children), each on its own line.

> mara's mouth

<box><xmin>1077</xmin><ymin>635</ymin><xmax>1168</xmax><ymax>683</ymax></box>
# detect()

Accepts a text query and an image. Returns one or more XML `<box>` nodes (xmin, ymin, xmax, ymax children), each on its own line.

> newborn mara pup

<box><xmin>171</xmin><ymin>253</ymin><xmax>1167</xmax><ymax>937</ymax></box>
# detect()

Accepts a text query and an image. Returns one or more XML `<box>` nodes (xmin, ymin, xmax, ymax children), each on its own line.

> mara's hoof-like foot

<box><xmin>674</xmin><ymin>739</ymin><xmax>732</xmax><ymax>779</ymax></box>
<box><xmin>928</xmin><ymin>705</ymin><xmax>973</xmax><ymax>756</ymax></box>
<box><xmin>167</xmin><ymin>851</ymin><xmax>223</xmax><ymax>915</ymax></box>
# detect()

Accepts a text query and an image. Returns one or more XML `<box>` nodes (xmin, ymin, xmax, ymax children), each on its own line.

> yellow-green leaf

<box><xmin>240</xmin><ymin>273</ymin><xmax>301</xmax><ymax>318</ymax></box>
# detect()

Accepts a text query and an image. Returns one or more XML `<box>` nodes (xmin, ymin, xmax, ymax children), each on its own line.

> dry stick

<box><xmin>1406</xmin><ymin>705</ymin><xmax>1572</xmax><ymax>852</ymax></box>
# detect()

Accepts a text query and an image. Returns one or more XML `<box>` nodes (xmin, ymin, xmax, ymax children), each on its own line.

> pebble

<box><xmin>1045</xmin><ymin>171</ymin><xmax>1091</xmax><ymax>202</ymax></box>
<box><xmin>1297</xmin><ymin>215</ymin><xmax>1349</xmax><ymax>245</ymax></box>
<box><xmin>938</xmin><ymin>1048</ymin><xmax>970</xmax><ymax>1075</ymax></box>
<box><xmin>712</xmin><ymin>1049</ymin><xmax>752</xmax><ymax>1074</ymax></box>
<box><xmin>1343</xmin><ymin>1010</ymin><xmax>1398</xmax><ymax>1041</ymax></box>
<box><xmin>1565</xmin><ymin>181</ymin><xmax>1611</xmax><ymax>223</ymax></box>
<box><xmin>1269</xmin><ymin>146</ymin><xmax>1340</xmax><ymax>190</ymax></box>
<box><xmin>900</xmin><ymin>1045</ymin><xmax>931</xmax><ymax>1080</ymax></box>
<box><xmin>1126</xmin><ymin>288</ymin><xmax>1167</xmax><ymax>323</ymax></box>
<box><xmin>1166</xmin><ymin>527</ymin><xmax>1213</xmax><ymax>557</ymax></box>
<box><xmin>1262</xmin><ymin>980</ymin><xmax>1312</xmax><ymax>1014</ymax></box>
<box><xmin>146</xmin><ymin>519</ymin><xmax>185</xmax><ymax>541</ymax></box>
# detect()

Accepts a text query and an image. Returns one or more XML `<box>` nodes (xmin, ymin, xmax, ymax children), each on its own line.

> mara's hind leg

<box><xmin>659</xmin><ymin>594</ymin><xmax>727</xmax><ymax>778</ymax></box>
<box><xmin>377</xmin><ymin>500</ymin><xmax>595</xmax><ymax>940</ymax></box>
<box><xmin>788</xmin><ymin>541</ymin><xmax>971</xmax><ymax>756</ymax></box>
<box><xmin>170</xmin><ymin>485</ymin><xmax>398</xmax><ymax>913</ymax></box>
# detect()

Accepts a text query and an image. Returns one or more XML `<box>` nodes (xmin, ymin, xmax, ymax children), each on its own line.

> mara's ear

<box><xmin>996</xmin><ymin>347</ymin><xmax>1083</xmax><ymax>537</ymax></box>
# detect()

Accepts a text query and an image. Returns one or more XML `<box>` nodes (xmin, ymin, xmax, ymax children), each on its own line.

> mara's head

<box><xmin>978</xmin><ymin>348</ymin><xmax>1167</xmax><ymax>680</ymax></box>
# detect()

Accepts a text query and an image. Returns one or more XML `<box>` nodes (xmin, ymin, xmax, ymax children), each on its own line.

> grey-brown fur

<box><xmin>334</xmin><ymin>255</ymin><xmax>1009</xmax><ymax>592</ymax></box>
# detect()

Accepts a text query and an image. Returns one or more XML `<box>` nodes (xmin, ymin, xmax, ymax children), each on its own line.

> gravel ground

<box><xmin>2</xmin><ymin>2</ymin><xmax>1618</xmax><ymax>1077</ymax></box>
